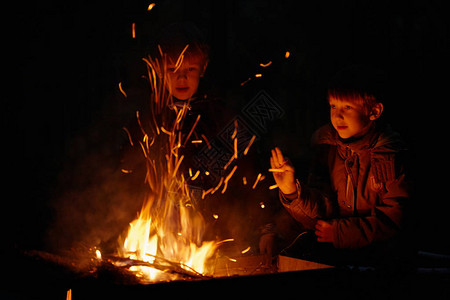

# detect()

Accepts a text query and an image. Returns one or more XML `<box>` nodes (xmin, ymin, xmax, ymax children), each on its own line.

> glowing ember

<box><xmin>241</xmin><ymin>246</ymin><xmax>251</xmax><ymax>254</ymax></box>
<box><xmin>66</xmin><ymin>289</ymin><xmax>72</xmax><ymax>300</ymax></box>
<box><xmin>243</xmin><ymin>135</ymin><xmax>256</xmax><ymax>155</ymax></box>
<box><xmin>190</xmin><ymin>170</ymin><xmax>200</xmax><ymax>180</ymax></box>
<box><xmin>95</xmin><ymin>249</ymin><xmax>102</xmax><ymax>260</ymax></box>
<box><xmin>221</xmin><ymin>165</ymin><xmax>238</xmax><ymax>194</ymax></box>
<box><xmin>240</xmin><ymin>77</ymin><xmax>252</xmax><ymax>86</ymax></box>
<box><xmin>259</xmin><ymin>61</ymin><xmax>272</xmax><ymax>67</ymax></box>
<box><xmin>118</xmin><ymin>82</ymin><xmax>127</xmax><ymax>98</ymax></box>
<box><xmin>252</xmin><ymin>173</ymin><xmax>263</xmax><ymax>189</ymax></box>
<box><xmin>269</xmin><ymin>184</ymin><xmax>278</xmax><ymax>190</ymax></box>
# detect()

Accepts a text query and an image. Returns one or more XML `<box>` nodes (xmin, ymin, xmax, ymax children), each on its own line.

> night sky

<box><xmin>4</xmin><ymin>0</ymin><xmax>449</xmax><ymax>255</ymax></box>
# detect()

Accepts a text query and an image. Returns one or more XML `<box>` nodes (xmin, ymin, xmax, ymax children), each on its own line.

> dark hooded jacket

<box><xmin>280</xmin><ymin>123</ymin><xmax>410</xmax><ymax>249</ymax></box>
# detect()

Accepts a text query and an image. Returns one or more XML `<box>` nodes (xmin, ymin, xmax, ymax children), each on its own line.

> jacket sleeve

<box><xmin>280</xmin><ymin>180</ymin><xmax>335</xmax><ymax>230</ymax></box>
<box><xmin>279</xmin><ymin>143</ymin><xmax>337</xmax><ymax>230</ymax></box>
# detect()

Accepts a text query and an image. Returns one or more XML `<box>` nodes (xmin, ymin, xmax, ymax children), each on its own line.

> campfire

<box><xmin>10</xmin><ymin>44</ymin><xmax>333</xmax><ymax>299</ymax></box>
<box><xmin>15</xmin><ymin>44</ymin><xmax>335</xmax><ymax>298</ymax></box>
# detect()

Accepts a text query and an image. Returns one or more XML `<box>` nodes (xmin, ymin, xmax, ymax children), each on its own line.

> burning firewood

<box><xmin>104</xmin><ymin>255</ymin><xmax>208</xmax><ymax>281</ymax></box>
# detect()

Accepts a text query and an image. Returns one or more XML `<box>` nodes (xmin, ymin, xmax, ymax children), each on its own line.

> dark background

<box><xmin>3</xmin><ymin>0</ymin><xmax>449</xmax><ymax>255</ymax></box>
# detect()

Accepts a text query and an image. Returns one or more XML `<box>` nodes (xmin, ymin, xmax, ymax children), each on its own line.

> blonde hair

<box><xmin>327</xmin><ymin>65</ymin><xmax>386</xmax><ymax>113</ymax></box>
<box><xmin>328</xmin><ymin>88</ymin><xmax>379</xmax><ymax>114</ymax></box>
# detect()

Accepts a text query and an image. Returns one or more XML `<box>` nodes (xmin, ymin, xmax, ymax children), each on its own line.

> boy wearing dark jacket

<box><xmin>268</xmin><ymin>66</ymin><xmax>410</xmax><ymax>264</ymax></box>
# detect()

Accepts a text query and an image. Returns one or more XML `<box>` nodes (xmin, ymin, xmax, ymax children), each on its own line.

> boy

<box><xmin>269</xmin><ymin>65</ymin><xmax>410</xmax><ymax>264</ymax></box>
<box><xmin>156</xmin><ymin>22</ymin><xmax>209</xmax><ymax>102</ymax></box>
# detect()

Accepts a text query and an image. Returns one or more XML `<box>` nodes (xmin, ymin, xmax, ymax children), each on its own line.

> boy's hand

<box><xmin>259</xmin><ymin>233</ymin><xmax>275</xmax><ymax>266</ymax></box>
<box><xmin>315</xmin><ymin>220</ymin><xmax>333</xmax><ymax>243</ymax></box>
<box><xmin>270</xmin><ymin>147</ymin><xmax>296</xmax><ymax>195</ymax></box>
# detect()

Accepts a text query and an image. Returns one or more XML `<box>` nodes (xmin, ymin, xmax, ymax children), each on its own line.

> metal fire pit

<box><xmin>69</xmin><ymin>255</ymin><xmax>334</xmax><ymax>299</ymax></box>
<box><xmin>212</xmin><ymin>254</ymin><xmax>332</xmax><ymax>277</ymax></box>
<box><xmin>6</xmin><ymin>250</ymin><xmax>335</xmax><ymax>299</ymax></box>
<box><xmin>6</xmin><ymin>250</ymin><xmax>450</xmax><ymax>300</ymax></box>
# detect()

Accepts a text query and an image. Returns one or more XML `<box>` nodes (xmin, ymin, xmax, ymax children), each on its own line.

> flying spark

<box><xmin>259</xmin><ymin>61</ymin><xmax>272</xmax><ymax>67</ymax></box>
<box><xmin>221</xmin><ymin>165</ymin><xmax>238</xmax><ymax>194</ymax></box>
<box><xmin>269</xmin><ymin>184</ymin><xmax>278</xmax><ymax>190</ymax></box>
<box><xmin>118</xmin><ymin>82</ymin><xmax>127</xmax><ymax>98</ymax></box>
<box><xmin>241</xmin><ymin>246</ymin><xmax>251</xmax><ymax>254</ymax></box>
<box><xmin>243</xmin><ymin>135</ymin><xmax>256</xmax><ymax>155</ymax></box>
<box><xmin>252</xmin><ymin>173</ymin><xmax>262</xmax><ymax>189</ymax></box>
<box><xmin>190</xmin><ymin>170</ymin><xmax>200</xmax><ymax>181</ymax></box>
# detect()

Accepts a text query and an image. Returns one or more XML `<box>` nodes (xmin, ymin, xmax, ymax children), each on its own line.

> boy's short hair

<box><xmin>327</xmin><ymin>65</ymin><xmax>387</xmax><ymax>113</ymax></box>
<box><xmin>156</xmin><ymin>22</ymin><xmax>209</xmax><ymax>65</ymax></box>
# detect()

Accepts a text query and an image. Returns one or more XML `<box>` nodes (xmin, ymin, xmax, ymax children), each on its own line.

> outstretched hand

<box><xmin>270</xmin><ymin>147</ymin><xmax>297</xmax><ymax>195</ymax></box>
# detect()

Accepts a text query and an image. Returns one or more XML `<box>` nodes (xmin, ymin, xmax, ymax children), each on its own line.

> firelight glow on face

<box><xmin>329</xmin><ymin>96</ymin><xmax>373</xmax><ymax>139</ymax></box>
<box><xmin>166</xmin><ymin>55</ymin><xmax>205</xmax><ymax>101</ymax></box>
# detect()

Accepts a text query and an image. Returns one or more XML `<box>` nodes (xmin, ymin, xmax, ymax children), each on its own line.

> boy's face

<box><xmin>329</xmin><ymin>96</ymin><xmax>375</xmax><ymax>139</ymax></box>
<box><xmin>166</xmin><ymin>55</ymin><xmax>206</xmax><ymax>101</ymax></box>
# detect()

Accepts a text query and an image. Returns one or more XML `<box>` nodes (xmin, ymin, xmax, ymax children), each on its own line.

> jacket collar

<box><xmin>314</xmin><ymin>122</ymin><xmax>404</xmax><ymax>156</ymax></box>
<box><xmin>336</xmin><ymin>124</ymin><xmax>380</xmax><ymax>155</ymax></box>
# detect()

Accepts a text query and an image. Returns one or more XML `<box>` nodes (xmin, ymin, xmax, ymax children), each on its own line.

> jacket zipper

<box><xmin>345</xmin><ymin>148</ymin><xmax>358</xmax><ymax>215</ymax></box>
